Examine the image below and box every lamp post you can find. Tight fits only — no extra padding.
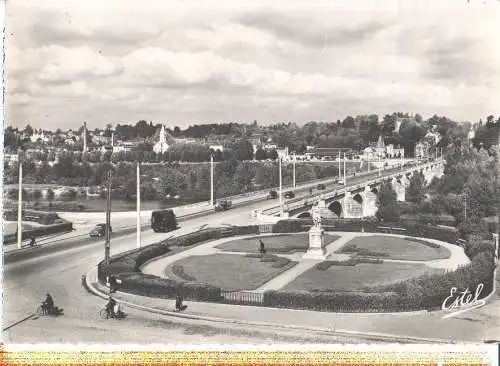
[378,151,381,177]
[17,149,23,249]
[292,153,296,188]
[279,155,283,207]
[105,169,113,263]
[338,152,342,181]
[210,153,214,207]
[343,152,346,185]
[136,161,141,249]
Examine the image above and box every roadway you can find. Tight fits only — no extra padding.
[7,160,474,344]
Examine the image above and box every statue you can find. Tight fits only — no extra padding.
[312,209,322,228]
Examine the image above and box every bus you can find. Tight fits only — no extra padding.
[151,209,178,233]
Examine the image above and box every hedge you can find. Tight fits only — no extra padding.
[263,290,404,312]
[3,215,73,244]
[96,222,495,312]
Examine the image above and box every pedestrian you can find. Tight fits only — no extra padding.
[30,236,36,247]
[259,239,266,254]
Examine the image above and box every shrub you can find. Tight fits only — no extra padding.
[171,264,196,281]
[403,237,441,249]
[271,257,291,268]
[263,290,404,312]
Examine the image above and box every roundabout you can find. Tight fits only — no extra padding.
[140,231,469,296]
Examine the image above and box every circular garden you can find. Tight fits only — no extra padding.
[164,233,452,292]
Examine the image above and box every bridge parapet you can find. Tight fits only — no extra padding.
[259,159,444,220]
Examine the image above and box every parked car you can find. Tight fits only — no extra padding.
[89,223,112,238]
[317,183,326,190]
[267,190,278,199]
[284,191,295,199]
[214,200,232,212]
[151,209,178,233]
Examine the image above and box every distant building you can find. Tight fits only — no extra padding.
[415,141,429,159]
[153,125,170,154]
[313,148,352,159]
[209,144,224,152]
[30,131,49,143]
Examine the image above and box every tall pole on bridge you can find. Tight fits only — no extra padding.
[136,161,141,248]
[378,151,381,177]
[105,169,113,263]
[17,150,23,250]
[338,152,342,181]
[279,156,283,207]
[343,152,346,185]
[210,153,214,207]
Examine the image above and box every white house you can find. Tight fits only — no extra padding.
[30,131,49,143]
[209,144,224,152]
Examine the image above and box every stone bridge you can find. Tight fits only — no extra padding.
[259,159,444,220]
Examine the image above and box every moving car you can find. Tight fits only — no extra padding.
[284,191,295,199]
[151,209,178,233]
[214,200,232,212]
[89,223,112,238]
[267,190,278,199]
[317,183,326,190]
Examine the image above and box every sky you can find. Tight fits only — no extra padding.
[4,0,500,130]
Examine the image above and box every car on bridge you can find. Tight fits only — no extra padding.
[214,199,232,211]
[89,223,112,238]
[284,191,295,199]
[267,190,278,199]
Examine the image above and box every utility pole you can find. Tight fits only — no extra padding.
[338,152,342,181]
[464,193,467,222]
[292,154,296,188]
[136,162,141,248]
[17,151,23,250]
[378,151,382,177]
[210,153,214,206]
[343,152,347,185]
[279,156,283,207]
[105,169,113,263]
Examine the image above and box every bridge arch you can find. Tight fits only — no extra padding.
[352,193,363,204]
[297,212,311,219]
[328,201,343,218]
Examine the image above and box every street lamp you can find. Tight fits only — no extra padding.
[16,148,24,249]
[292,153,296,188]
[343,152,347,185]
[279,155,283,207]
[210,153,214,207]
[136,160,141,249]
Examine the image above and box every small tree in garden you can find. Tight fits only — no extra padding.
[376,182,400,222]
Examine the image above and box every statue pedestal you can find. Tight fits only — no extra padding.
[303,226,329,260]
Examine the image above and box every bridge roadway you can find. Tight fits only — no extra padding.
[4,159,498,344]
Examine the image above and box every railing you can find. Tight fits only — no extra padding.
[221,290,264,304]
[259,160,444,217]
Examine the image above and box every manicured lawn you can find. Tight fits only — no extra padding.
[3,222,34,236]
[169,253,297,291]
[283,262,445,292]
[337,235,451,261]
[216,233,340,254]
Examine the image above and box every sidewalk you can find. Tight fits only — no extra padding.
[86,265,488,343]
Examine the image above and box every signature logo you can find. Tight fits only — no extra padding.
[441,284,485,319]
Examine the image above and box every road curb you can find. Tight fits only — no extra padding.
[83,266,454,344]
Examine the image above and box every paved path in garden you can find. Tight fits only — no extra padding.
[255,233,357,292]
[142,231,470,290]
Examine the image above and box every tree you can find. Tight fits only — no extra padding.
[24,124,34,136]
[406,171,426,204]
[376,182,400,222]
[255,148,267,160]
[341,116,356,129]
[381,114,396,135]
[231,140,254,161]
[268,149,279,160]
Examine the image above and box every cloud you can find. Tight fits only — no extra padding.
[4,0,500,129]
